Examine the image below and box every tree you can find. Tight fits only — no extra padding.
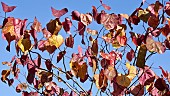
[1,0,170,96]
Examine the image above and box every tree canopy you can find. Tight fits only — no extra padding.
[1,0,170,96]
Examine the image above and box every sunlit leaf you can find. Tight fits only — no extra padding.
[146,36,166,54]
[80,13,92,26]
[86,28,98,35]
[126,62,137,80]
[137,9,150,23]
[17,37,32,53]
[104,65,117,81]
[48,34,64,48]
[1,70,10,82]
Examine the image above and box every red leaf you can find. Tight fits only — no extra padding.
[65,35,74,48]
[71,10,80,21]
[92,6,98,20]
[78,22,86,35]
[1,2,16,12]
[42,28,51,38]
[57,51,66,63]
[159,66,168,78]
[165,2,170,16]
[51,7,68,18]
[27,72,35,84]
[126,49,135,62]
[130,84,144,96]
[31,17,42,32]
[45,59,52,71]
[7,78,14,86]
[100,0,111,10]
[138,66,155,85]
[62,18,72,34]
[154,78,168,91]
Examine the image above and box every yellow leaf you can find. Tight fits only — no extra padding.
[2,18,15,36]
[126,62,137,80]
[48,34,64,48]
[46,18,62,35]
[116,74,131,87]
[17,37,32,52]
[136,44,147,68]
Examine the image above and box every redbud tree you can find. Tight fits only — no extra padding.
[1,0,170,96]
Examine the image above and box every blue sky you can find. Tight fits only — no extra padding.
[0,0,170,96]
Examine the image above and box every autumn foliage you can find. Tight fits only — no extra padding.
[1,0,170,96]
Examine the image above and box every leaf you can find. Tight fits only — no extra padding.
[165,2,170,16]
[104,65,117,81]
[17,37,32,53]
[16,83,27,93]
[1,2,16,13]
[137,9,150,23]
[146,36,166,54]
[31,17,42,32]
[126,49,135,62]
[126,62,137,81]
[100,0,111,10]
[130,32,144,46]
[138,66,155,85]
[51,7,68,18]
[46,18,62,35]
[94,70,108,90]
[130,84,144,96]
[65,35,74,48]
[148,16,159,29]
[71,10,80,21]
[101,13,122,30]
[62,17,72,34]
[57,51,66,63]
[91,39,98,56]
[77,62,88,80]
[154,78,167,91]
[92,6,98,20]
[86,28,98,35]
[78,22,86,36]
[159,66,168,78]
[80,13,92,26]
[136,44,147,68]
[1,70,10,81]
[147,1,163,16]
[48,34,64,48]
[116,74,131,87]
[45,59,52,71]
[42,28,52,38]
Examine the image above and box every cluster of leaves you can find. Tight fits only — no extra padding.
[1,0,170,96]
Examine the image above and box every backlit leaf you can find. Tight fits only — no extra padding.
[146,36,166,54]
[80,13,92,26]
[57,51,66,63]
[48,34,64,48]
[17,37,32,53]
[31,17,42,32]
[116,74,131,87]
[62,17,72,34]
[138,66,155,85]
[46,18,62,35]
[136,44,147,68]
[51,7,68,18]
[65,35,74,48]
[126,62,137,80]
[1,2,16,13]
